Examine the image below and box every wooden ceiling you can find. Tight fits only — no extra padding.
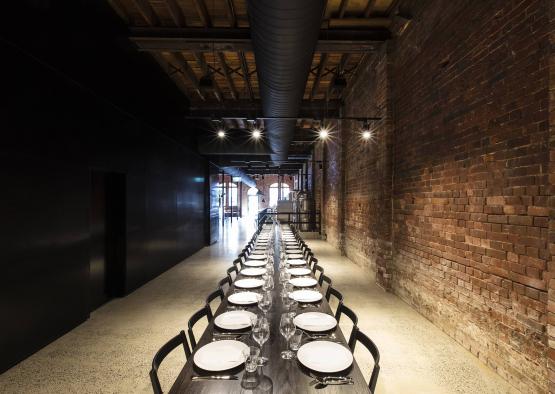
[108,0,396,116]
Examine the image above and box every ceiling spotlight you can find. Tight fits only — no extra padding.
[362,130,372,140]
[252,129,261,139]
[318,128,329,140]
[217,129,225,138]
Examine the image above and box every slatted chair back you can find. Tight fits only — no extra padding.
[319,274,332,294]
[350,327,381,393]
[336,303,359,349]
[205,288,224,321]
[187,305,211,350]
[218,276,231,293]
[150,330,191,394]
[227,265,238,282]
[326,286,344,317]
[233,258,242,272]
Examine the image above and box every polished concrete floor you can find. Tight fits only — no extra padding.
[0,218,516,393]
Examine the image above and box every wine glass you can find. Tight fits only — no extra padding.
[252,317,270,364]
[279,313,295,359]
[258,291,272,315]
[262,274,274,291]
[241,346,260,389]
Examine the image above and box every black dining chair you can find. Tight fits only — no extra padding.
[150,330,191,394]
[205,288,224,321]
[238,252,247,264]
[218,276,232,293]
[303,248,312,260]
[313,264,324,282]
[336,303,359,349]
[350,327,381,393]
[319,274,332,293]
[326,286,344,317]
[187,305,211,350]
[308,256,318,271]
[227,265,238,282]
[233,258,242,272]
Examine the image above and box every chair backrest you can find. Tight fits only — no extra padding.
[150,330,190,394]
[233,258,242,272]
[205,288,224,320]
[238,252,247,263]
[227,265,238,282]
[187,305,211,349]
[326,286,344,315]
[313,264,324,281]
[350,327,380,393]
[319,273,332,291]
[336,303,358,349]
[303,247,312,259]
[308,256,318,271]
[218,276,231,293]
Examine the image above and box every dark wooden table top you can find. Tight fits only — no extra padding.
[169,228,370,394]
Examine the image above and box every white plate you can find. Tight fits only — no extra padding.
[248,254,267,260]
[193,340,249,371]
[294,312,337,332]
[228,291,259,305]
[235,278,264,289]
[287,259,306,266]
[290,289,323,303]
[287,267,311,276]
[288,253,304,259]
[241,267,266,276]
[286,249,303,254]
[297,341,353,373]
[290,277,318,287]
[214,310,257,330]
[244,260,266,267]
[251,250,266,255]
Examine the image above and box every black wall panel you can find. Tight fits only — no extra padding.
[0,1,207,373]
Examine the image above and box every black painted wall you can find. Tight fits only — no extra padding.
[0,1,207,373]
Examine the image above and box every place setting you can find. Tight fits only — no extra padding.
[287,253,304,259]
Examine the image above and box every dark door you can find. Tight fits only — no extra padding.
[90,171,126,310]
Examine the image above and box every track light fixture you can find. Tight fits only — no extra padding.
[217,129,226,138]
[252,128,261,139]
[361,120,372,141]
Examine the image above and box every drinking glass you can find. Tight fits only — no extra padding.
[241,346,260,389]
[289,329,303,354]
[279,313,295,359]
[252,316,270,364]
[258,291,272,315]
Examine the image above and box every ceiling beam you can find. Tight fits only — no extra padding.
[239,51,254,101]
[310,54,328,101]
[164,0,186,27]
[225,0,237,28]
[217,52,238,100]
[151,52,191,99]
[192,0,212,27]
[129,27,388,53]
[363,0,378,17]
[337,0,349,18]
[166,52,205,100]
[131,0,160,26]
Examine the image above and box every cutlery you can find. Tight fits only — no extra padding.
[191,375,238,381]
[309,373,353,386]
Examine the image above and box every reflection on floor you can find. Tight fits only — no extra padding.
[0,218,516,393]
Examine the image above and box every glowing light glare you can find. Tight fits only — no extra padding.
[252,129,261,139]
[318,128,329,139]
[217,129,226,138]
[362,130,372,140]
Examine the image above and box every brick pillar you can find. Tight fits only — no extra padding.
[548,0,555,390]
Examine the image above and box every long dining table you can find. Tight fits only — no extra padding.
[169,225,370,393]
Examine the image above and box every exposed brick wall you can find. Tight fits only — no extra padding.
[317,0,553,391]
[340,45,394,286]
[320,139,343,249]
[547,0,555,391]
[390,1,550,391]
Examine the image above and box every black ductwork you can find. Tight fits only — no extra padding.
[247,0,325,162]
